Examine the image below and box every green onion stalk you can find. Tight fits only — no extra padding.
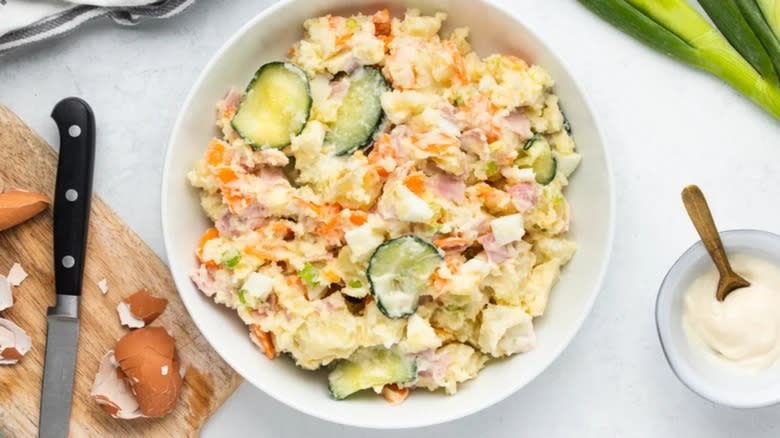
[578,0,780,120]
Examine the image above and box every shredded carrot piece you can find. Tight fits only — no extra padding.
[271,221,290,234]
[349,211,368,226]
[432,270,447,292]
[250,325,276,359]
[336,32,353,46]
[205,138,226,166]
[294,198,322,216]
[433,255,463,291]
[434,236,469,250]
[381,384,409,405]
[245,244,287,261]
[372,9,391,36]
[285,275,305,289]
[197,227,219,259]
[444,40,468,84]
[404,175,426,195]
[318,216,341,236]
[412,132,459,153]
[216,168,237,184]
[375,167,390,178]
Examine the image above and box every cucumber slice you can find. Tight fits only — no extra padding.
[522,136,556,185]
[325,67,389,156]
[231,62,311,149]
[328,348,417,400]
[367,236,442,319]
[533,144,557,185]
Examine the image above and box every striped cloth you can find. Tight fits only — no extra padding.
[0,0,195,55]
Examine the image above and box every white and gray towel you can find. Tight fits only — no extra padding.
[0,0,195,55]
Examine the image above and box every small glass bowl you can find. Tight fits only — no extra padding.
[656,229,780,408]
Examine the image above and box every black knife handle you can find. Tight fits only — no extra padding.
[51,98,95,297]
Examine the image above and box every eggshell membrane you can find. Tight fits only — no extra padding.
[91,350,142,419]
[125,288,169,325]
[0,318,31,364]
[0,275,12,311]
[114,327,183,417]
[7,263,27,287]
[117,302,145,329]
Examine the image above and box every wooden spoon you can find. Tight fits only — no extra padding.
[681,185,750,301]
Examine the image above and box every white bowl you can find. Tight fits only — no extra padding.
[162,0,614,428]
[656,230,780,408]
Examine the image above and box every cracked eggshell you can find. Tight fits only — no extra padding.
[98,278,109,295]
[7,263,27,287]
[0,275,12,311]
[91,350,143,419]
[114,327,183,418]
[117,302,145,329]
[0,318,31,364]
[125,288,168,325]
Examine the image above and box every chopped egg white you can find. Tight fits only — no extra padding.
[399,314,442,353]
[241,272,274,304]
[490,214,525,246]
[394,185,433,223]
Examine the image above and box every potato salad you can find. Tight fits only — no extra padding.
[188,9,580,403]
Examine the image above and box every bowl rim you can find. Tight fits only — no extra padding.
[655,229,780,409]
[161,0,616,428]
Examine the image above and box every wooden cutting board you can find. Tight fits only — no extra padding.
[0,105,243,437]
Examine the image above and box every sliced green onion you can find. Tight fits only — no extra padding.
[348,279,363,288]
[698,0,778,85]
[347,17,358,30]
[221,248,242,268]
[578,0,780,120]
[238,290,248,306]
[299,263,320,288]
[484,161,498,177]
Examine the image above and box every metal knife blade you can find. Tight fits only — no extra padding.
[38,97,96,438]
[39,307,80,438]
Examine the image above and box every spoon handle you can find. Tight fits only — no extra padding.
[681,185,735,279]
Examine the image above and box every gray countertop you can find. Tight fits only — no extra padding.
[2,0,780,436]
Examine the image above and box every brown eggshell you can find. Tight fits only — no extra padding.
[0,190,50,232]
[125,288,168,325]
[114,327,183,418]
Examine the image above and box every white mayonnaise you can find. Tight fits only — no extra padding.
[683,253,780,369]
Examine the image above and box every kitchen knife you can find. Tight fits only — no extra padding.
[38,98,96,438]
